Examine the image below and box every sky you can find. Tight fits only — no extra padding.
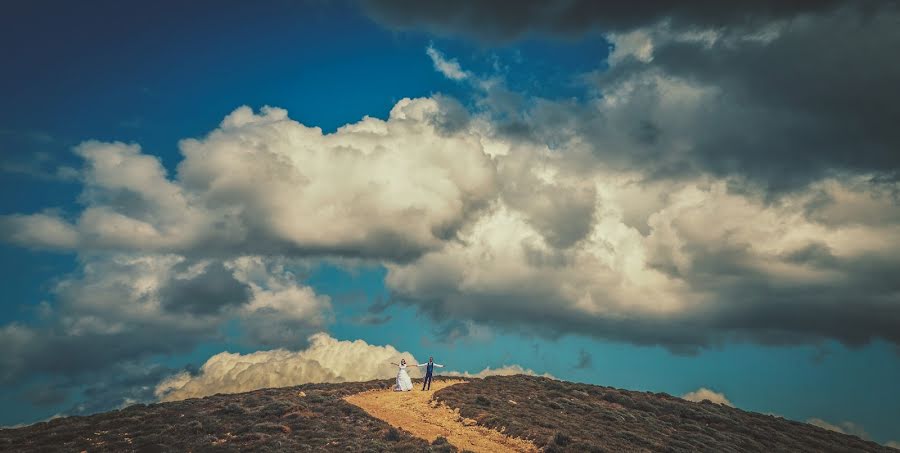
[1,0,899,446]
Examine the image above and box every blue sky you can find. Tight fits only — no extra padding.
[2,0,899,445]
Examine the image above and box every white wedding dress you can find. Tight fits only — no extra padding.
[395,364,413,391]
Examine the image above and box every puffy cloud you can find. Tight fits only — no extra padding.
[0,213,78,249]
[17,94,900,352]
[387,172,900,352]
[228,256,332,346]
[1,254,330,384]
[442,365,554,379]
[3,92,900,354]
[426,45,470,81]
[806,420,900,448]
[153,333,553,402]
[4,44,900,354]
[607,29,655,65]
[0,98,497,261]
[0,251,332,424]
[155,333,421,401]
[681,388,733,407]
[807,418,870,440]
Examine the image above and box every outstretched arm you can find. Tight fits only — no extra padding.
[389,362,398,366]
[415,363,427,367]
[434,364,445,368]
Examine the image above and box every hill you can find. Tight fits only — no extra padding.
[0,375,892,452]
[434,375,893,452]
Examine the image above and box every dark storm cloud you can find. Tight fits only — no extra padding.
[0,252,329,421]
[66,363,180,416]
[369,1,900,192]
[626,4,900,190]
[1,325,207,419]
[18,362,184,419]
[3,250,329,419]
[532,1,900,192]
[0,259,239,383]
[363,0,845,42]
[394,274,900,356]
[2,327,211,384]
[671,242,900,347]
[23,384,68,407]
[392,286,712,355]
[158,262,251,315]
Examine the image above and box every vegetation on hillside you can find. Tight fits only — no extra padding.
[3,374,892,452]
[0,379,456,452]
[434,375,892,453]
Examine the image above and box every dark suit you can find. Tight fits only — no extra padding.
[421,361,442,390]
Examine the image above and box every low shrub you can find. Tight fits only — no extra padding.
[553,432,571,446]
[219,403,247,415]
[385,427,401,441]
[433,375,893,453]
[0,379,445,452]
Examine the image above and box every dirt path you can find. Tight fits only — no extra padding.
[345,380,537,453]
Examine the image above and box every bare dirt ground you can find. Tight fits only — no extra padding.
[345,379,538,453]
[434,375,896,453]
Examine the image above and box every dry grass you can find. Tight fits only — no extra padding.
[0,379,454,452]
[434,375,894,453]
[2,374,892,452]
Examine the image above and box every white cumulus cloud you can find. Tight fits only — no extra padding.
[155,333,422,401]
[806,418,870,440]
[426,45,470,80]
[442,364,554,379]
[154,333,551,402]
[2,94,899,354]
[681,387,733,406]
[0,98,497,262]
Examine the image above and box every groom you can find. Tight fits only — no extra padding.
[418,356,444,391]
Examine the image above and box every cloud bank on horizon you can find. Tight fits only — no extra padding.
[1,0,899,437]
[681,388,733,407]
[155,332,548,402]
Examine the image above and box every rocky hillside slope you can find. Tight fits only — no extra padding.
[435,375,893,452]
[1,375,892,452]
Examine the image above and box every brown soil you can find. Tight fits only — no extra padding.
[4,375,889,452]
[0,379,448,452]
[433,375,895,453]
[345,379,538,453]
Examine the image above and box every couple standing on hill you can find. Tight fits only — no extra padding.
[389,357,444,392]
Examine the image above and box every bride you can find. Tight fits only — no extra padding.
[389,359,415,391]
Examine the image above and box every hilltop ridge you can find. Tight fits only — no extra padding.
[1,375,892,452]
